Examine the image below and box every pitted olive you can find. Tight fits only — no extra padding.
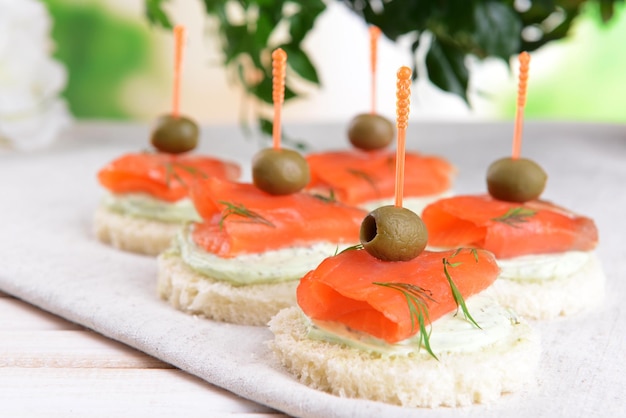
[252,148,310,195]
[486,157,547,202]
[360,205,428,261]
[150,114,199,154]
[347,113,394,151]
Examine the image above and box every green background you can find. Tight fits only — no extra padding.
[44,0,626,122]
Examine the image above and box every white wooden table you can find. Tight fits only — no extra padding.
[0,290,285,417]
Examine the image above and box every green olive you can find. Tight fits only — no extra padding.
[347,113,394,151]
[150,114,199,154]
[486,157,547,202]
[252,148,310,195]
[360,205,428,262]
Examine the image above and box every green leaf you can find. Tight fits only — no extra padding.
[288,0,325,41]
[519,0,558,23]
[253,76,299,104]
[346,0,430,41]
[221,24,251,65]
[253,10,275,48]
[257,117,309,151]
[599,0,616,22]
[425,37,469,103]
[259,117,273,136]
[472,2,521,60]
[201,0,222,14]
[145,0,172,29]
[282,45,320,85]
[518,0,581,52]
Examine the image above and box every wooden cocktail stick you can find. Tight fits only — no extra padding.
[394,66,412,208]
[512,52,530,159]
[171,25,185,118]
[369,26,381,115]
[272,48,287,149]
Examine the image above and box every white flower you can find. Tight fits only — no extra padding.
[0,0,72,151]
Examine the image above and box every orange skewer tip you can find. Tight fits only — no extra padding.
[369,26,381,38]
[272,48,287,61]
[397,66,412,80]
[519,51,530,63]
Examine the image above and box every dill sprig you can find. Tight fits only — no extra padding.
[347,169,379,195]
[164,162,179,187]
[470,248,479,262]
[172,162,209,178]
[451,247,480,262]
[312,189,336,203]
[442,251,481,329]
[373,281,438,360]
[163,162,209,188]
[491,207,536,228]
[336,243,364,255]
[218,201,275,229]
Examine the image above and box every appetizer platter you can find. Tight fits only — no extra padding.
[1,119,624,418]
[1,28,624,417]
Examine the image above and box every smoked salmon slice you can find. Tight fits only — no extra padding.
[305,150,454,205]
[297,248,499,344]
[421,195,598,259]
[98,153,240,202]
[190,177,367,257]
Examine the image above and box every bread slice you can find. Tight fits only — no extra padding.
[93,206,180,256]
[157,252,297,326]
[488,252,605,320]
[269,307,540,408]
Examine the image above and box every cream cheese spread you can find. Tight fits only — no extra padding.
[497,251,591,282]
[171,224,349,285]
[427,246,592,283]
[306,294,518,356]
[103,193,202,223]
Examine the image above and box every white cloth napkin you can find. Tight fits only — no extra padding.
[1,122,624,418]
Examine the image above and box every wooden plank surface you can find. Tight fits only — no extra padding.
[0,291,287,417]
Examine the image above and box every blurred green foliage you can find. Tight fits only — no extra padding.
[503,2,626,121]
[45,0,153,119]
[41,0,626,122]
[146,0,325,138]
[146,0,622,107]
